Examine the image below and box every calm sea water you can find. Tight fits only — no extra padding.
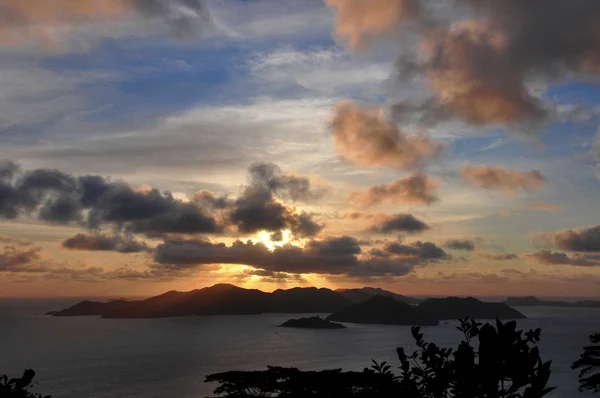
[1,299,599,398]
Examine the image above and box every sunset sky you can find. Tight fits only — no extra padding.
[1,0,600,298]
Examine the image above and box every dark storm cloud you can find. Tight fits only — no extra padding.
[0,162,221,236]
[383,240,449,260]
[128,203,220,235]
[230,187,290,234]
[0,161,325,240]
[289,212,324,239]
[62,233,148,254]
[541,225,600,252]
[227,163,326,238]
[370,213,430,234]
[154,237,358,274]
[445,239,476,251]
[154,235,445,277]
[527,250,600,267]
[270,231,284,242]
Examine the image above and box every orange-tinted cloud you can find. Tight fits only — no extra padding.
[0,0,209,48]
[422,22,546,126]
[528,201,560,213]
[461,165,547,197]
[477,252,518,261]
[328,0,600,128]
[324,0,419,50]
[0,241,42,271]
[330,100,442,170]
[349,172,439,208]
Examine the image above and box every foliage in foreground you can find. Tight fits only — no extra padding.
[572,333,600,394]
[205,319,555,398]
[0,369,50,398]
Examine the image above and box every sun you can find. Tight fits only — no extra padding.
[257,230,292,251]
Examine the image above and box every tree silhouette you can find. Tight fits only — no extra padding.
[0,369,50,398]
[572,333,600,394]
[206,318,555,398]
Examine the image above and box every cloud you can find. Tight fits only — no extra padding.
[237,268,307,284]
[330,100,443,170]
[227,162,325,238]
[193,190,232,210]
[248,47,391,97]
[445,239,476,251]
[527,250,600,267]
[153,235,443,277]
[248,162,330,202]
[0,161,324,239]
[420,20,547,127]
[0,0,212,49]
[370,213,430,234]
[324,0,420,50]
[349,172,439,208]
[477,252,519,261]
[540,225,600,252]
[528,201,561,213]
[228,186,323,238]
[0,237,207,282]
[0,241,42,272]
[328,0,600,130]
[461,165,547,197]
[380,240,449,260]
[3,166,202,233]
[0,160,19,181]
[62,233,148,254]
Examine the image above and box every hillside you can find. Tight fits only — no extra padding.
[336,287,421,305]
[418,297,526,320]
[326,295,439,326]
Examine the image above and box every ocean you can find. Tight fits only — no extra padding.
[1,299,599,398]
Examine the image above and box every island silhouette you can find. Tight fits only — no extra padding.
[504,296,600,308]
[279,316,346,329]
[47,284,526,324]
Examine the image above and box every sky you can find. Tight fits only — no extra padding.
[1,0,600,298]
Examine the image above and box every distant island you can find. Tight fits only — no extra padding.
[504,296,600,308]
[335,287,421,305]
[46,285,527,324]
[418,297,526,320]
[46,284,419,319]
[326,296,525,326]
[279,316,346,329]
[327,296,439,326]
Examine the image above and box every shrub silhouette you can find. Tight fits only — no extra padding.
[0,369,50,398]
[572,333,600,394]
[205,318,555,398]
